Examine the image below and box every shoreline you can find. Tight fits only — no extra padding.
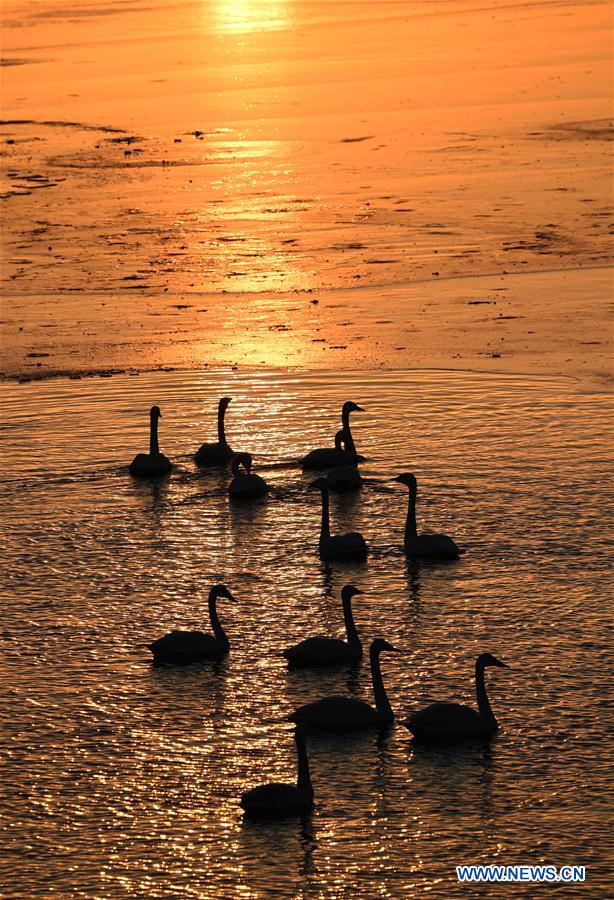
[2,265,611,388]
[0,363,588,386]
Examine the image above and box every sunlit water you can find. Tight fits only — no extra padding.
[0,368,611,897]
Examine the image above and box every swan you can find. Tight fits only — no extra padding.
[129,405,172,478]
[240,725,314,819]
[301,401,364,468]
[195,397,234,466]
[326,430,363,492]
[338,400,364,462]
[288,639,399,731]
[402,653,507,743]
[228,452,268,500]
[312,478,368,560]
[394,473,463,559]
[148,584,235,665]
[282,584,362,668]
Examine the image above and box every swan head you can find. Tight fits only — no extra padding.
[370,638,399,655]
[394,473,417,490]
[310,477,329,492]
[477,652,506,669]
[231,452,252,476]
[219,397,232,410]
[150,405,162,419]
[211,584,236,602]
[334,429,346,451]
[342,401,365,416]
[341,584,362,602]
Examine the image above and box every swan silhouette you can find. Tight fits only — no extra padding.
[312,478,368,560]
[394,473,463,559]
[228,452,268,500]
[402,653,507,743]
[282,584,362,668]
[129,406,172,478]
[240,725,314,819]
[326,430,363,492]
[288,639,398,731]
[148,584,235,665]
[301,401,364,468]
[195,397,234,466]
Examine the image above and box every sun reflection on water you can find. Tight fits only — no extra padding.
[212,0,292,34]
[189,135,315,297]
[0,369,612,895]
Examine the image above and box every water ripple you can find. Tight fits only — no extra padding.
[0,368,611,897]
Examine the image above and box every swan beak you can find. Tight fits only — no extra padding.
[355,405,365,412]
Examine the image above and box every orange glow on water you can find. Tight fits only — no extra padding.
[0,0,611,377]
[0,1,612,895]
[212,0,292,34]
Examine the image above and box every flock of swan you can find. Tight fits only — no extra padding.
[130,398,507,820]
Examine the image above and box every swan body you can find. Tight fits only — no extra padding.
[325,431,363,492]
[288,639,398,732]
[290,696,381,731]
[312,478,368,560]
[394,473,463,560]
[129,453,172,479]
[405,533,461,559]
[326,468,363,492]
[301,401,364,468]
[240,726,314,819]
[403,653,507,743]
[228,452,268,500]
[301,446,353,469]
[283,584,362,668]
[195,397,234,466]
[129,406,172,478]
[148,584,235,665]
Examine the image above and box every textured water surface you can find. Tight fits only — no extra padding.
[0,369,611,897]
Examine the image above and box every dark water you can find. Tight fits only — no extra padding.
[0,369,611,897]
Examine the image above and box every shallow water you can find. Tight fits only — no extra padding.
[2,1,612,379]
[0,368,612,897]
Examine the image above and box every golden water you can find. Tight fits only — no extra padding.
[1,1,611,378]
[0,368,611,896]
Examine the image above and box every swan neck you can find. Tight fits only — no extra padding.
[296,730,313,796]
[319,488,330,540]
[404,485,418,543]
[208,591,228,647]
[149,413,160,456]
[476,660,497,727]
[217,402,227,444]
[342,596,360,646]
[341,409,357,459]
[370,647,393,720]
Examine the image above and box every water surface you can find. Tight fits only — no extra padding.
[0,368,611,896]
[1,0,611,378]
